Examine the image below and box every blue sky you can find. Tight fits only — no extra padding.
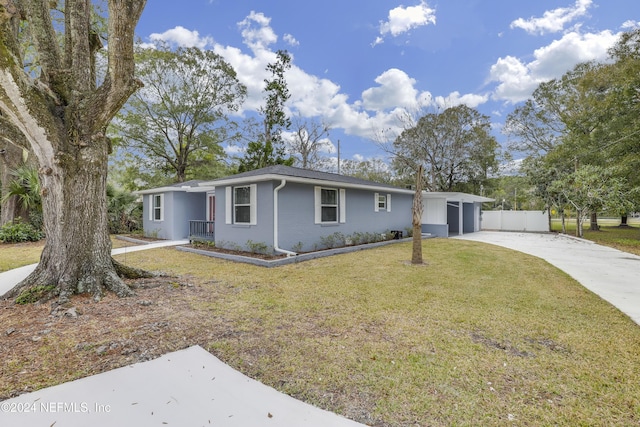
[136,0,639,165]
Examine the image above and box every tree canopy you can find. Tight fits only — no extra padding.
[112,43,246,186]
[392,105,500,193]
[238,50,294,172]
[505,28,640,235]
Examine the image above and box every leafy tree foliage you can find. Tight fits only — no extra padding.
[112,43,246,184]
[1,164,41,226]
[550,165,637,237]
[392,105,500,192]
[506,29,640,228]
[340,158,394,183]
[106,184,141,234]
[239,50,294,171]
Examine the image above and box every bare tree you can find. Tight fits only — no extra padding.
[0,0,149,302]
[288,115,331,169]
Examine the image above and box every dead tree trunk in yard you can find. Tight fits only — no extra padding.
[0,0,150,303]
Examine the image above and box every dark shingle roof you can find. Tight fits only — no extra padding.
[209,165,406,191]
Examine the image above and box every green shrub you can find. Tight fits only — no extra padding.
[0,219,45,243]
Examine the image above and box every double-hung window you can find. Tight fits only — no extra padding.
[234,186,251,224]
[225,184,257,225]
[321,188,338,223]
[374,193,391,212]
[150,194,164,221]
[315,186,346,224]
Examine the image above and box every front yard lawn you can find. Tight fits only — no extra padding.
[3,239,639,426]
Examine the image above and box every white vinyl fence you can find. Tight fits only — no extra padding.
[482,210,549,232]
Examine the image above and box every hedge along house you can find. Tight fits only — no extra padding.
[197,165,415,255]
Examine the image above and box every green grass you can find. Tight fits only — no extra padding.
[551,218,640,256]
[0,236,139,272]
[112,240,640,426]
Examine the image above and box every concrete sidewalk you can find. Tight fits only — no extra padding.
[0,346,364,427]
[455,231,640,326]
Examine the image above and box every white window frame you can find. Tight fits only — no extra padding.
[315,187,346,224]
[374,193,392,212]
[225,184,257,225]
[150,194,164,222]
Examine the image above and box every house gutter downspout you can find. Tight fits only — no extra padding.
[274,179,297,257]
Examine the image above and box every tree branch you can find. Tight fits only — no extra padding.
[24,0,63,88]
[88,0,146,130]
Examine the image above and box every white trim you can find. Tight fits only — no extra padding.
[315,186,341,224]
[225,187,232,224]
[249,183,257,225]
[151,194,164,222]
[314,186,322,224]
[374,192,380,212]
[387,193,392,212]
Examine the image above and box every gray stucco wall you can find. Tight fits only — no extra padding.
[143,191,205,240]
[214,180,413,253]
[214,181,275,251]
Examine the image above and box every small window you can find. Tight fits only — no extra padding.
[234,186,251,224]
[151,194,163,221]
[374,193,391,212]
[321,188,338,223]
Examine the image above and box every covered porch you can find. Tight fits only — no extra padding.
[189,220,215,242]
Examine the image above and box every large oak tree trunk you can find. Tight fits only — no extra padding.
[1,0,149,303]
[4,138,134,302]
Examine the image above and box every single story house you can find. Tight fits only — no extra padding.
[135,165,492,255]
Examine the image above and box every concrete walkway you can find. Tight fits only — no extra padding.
[454,231,640,326]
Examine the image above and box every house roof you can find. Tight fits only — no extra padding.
[423,192,494,203]
[134,180,205,195]
[199,165,416,194]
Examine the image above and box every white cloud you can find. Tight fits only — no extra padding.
[374,1,436,46]
[148,26,214,48]
[361,69,419,110]
[283,34,299,46]
[434,91,489,109]
[489,29,619,103]
[622,20,640,30]
[237,11,278,53]
[143,12,488,147]
[510,0,593,35]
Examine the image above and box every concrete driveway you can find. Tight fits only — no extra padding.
[454,231,640,326]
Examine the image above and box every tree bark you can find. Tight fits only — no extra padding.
[0,0,148,303]
[0,140,24,225]
[411,165,424,265]
[620,215,629,227]
[590,212,599,231]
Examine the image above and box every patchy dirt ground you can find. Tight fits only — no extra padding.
[0,276,214,400]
